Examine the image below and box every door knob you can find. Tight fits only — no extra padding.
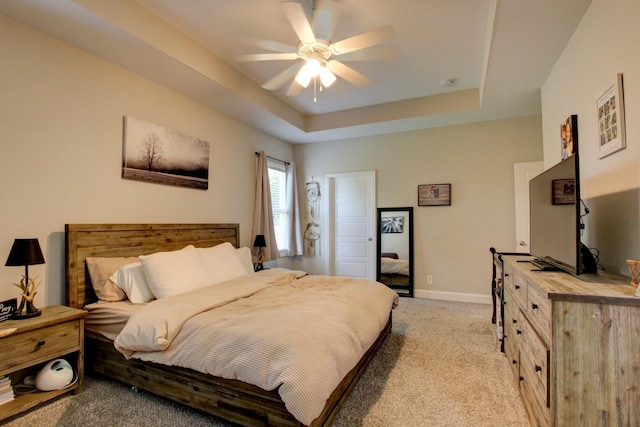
[368,237,372,241]
[519,241,526,246]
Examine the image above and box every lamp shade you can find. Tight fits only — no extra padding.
[5,238,45,266]
[253,235,267,248]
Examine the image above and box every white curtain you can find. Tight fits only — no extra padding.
[286,161,303,256]
[252,151,279,261]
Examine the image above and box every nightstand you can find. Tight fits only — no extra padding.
[0,305,87,421]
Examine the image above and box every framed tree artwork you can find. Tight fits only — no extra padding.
[122,115,210,190]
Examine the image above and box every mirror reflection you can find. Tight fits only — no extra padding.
[377,207,414,297]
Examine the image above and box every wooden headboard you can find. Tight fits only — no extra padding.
[65,223,240,309]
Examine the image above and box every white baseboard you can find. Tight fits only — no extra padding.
[414,289,492,305]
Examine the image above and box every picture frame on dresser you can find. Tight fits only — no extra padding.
[560,114,578,160]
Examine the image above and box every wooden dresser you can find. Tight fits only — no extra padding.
[502,256,639,426]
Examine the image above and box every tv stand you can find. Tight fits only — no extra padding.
[530,258,561,271]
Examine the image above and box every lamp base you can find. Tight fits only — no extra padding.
[12,309,41,319]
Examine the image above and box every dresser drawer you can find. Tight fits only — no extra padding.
[503,295,522,350]
[520,317,550,426]
[504,333,520,381]
[0,321,80,373]
[526,279,551,343]
[505,267,527,311]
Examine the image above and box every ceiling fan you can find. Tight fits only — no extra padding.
[234,0,395,98]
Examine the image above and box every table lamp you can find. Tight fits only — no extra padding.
[5,238,45,318]
[253,235,267,272]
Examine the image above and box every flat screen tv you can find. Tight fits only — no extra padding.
[529,153,596,275]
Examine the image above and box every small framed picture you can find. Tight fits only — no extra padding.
[381,216,404,233]
[596,73,626,159]
[560,115,578,160]
[552,179,576,205]
[0,298,17,322]
[418,184,451,206]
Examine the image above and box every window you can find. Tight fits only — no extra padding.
[267,159,290,256]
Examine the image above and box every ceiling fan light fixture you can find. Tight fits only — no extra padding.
[295,65,312,88]
[295,58,323,88]
[305,58,322,76]
[319,67,336,87]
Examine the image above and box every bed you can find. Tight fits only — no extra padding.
[65,223,396,426]
[380,253,410,287]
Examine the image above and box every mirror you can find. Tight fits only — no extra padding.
[377,207,414,297]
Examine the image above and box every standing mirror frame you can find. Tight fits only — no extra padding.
[377,207,414,297]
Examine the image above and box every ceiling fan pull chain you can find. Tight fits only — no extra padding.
[314,76,317,103]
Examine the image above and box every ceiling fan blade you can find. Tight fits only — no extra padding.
[312,0,339,42]
[262,62,302,91]
[280,1,316,44]
[326,60,371,87]
[234,52,299,62]
[243,38,299,53]
[338,46,396,62]
[286,80,304,96]
[330,26,394,55]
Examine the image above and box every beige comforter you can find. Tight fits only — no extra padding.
[114,268,398,425]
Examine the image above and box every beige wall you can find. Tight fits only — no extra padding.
[541,0,640,274]
[1,10,558,306]
[0,15,292,306]
[285,116,543,300]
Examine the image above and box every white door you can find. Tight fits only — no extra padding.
[514,161,544,253]
[327,171,376,279]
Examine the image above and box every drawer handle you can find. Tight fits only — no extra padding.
[512,319,517,324]
[531,303,538,310]
[535,365,542,372]
[515,285,520,290]
[505,273,509,277]
[37,340,46,347]
[519,376,524,382]
[516,329,522,335]
[512,360,517,365]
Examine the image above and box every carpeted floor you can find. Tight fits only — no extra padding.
[2,298,529,427]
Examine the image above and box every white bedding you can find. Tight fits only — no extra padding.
[85,300,143,341]
[381,256,410,276]
[114,268,398,425]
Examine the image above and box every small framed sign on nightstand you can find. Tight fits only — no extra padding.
[0,299,17,322]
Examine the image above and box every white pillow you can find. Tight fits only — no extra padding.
[139,245,212,299]
[109,262,155,304]
[198,242,249,284]
[235,246,255,274]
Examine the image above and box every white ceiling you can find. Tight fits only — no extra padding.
[0,0,592,144]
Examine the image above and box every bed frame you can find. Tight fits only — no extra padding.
[65,223,391,426]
